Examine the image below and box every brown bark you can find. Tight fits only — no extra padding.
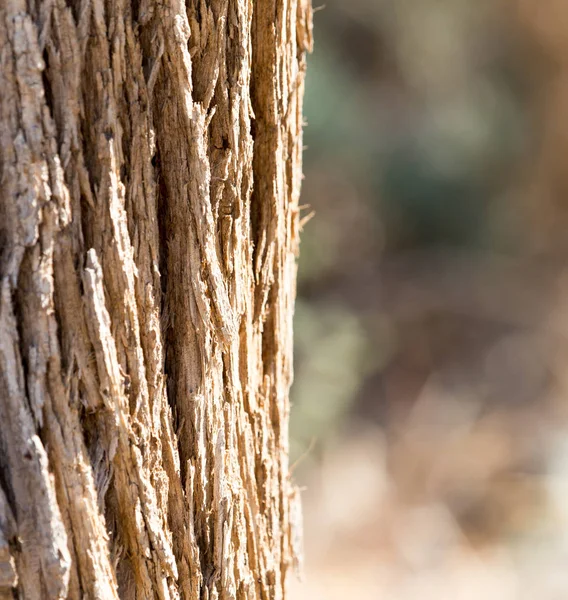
[0,0,312,597]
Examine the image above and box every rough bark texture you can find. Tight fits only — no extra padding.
[0,0,312,597]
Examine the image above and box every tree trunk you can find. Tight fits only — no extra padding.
[0,0,312,597]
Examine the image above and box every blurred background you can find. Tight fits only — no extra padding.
[289,1,568,598]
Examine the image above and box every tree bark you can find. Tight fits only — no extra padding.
[0,0,312,597]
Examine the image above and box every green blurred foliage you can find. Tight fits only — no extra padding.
[291,301,374,460]
[291,0,533,460]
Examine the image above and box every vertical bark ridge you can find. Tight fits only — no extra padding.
[0,0,312,597]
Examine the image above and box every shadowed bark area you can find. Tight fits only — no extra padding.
[0,0,312,597]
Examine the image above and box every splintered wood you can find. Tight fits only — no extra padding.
[0,0,312,598]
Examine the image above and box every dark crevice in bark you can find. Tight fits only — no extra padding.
[119,137,132,241]
[154,148,174,416]
[254,459,268,514]
[260,292,275,369]
[186,0,202,99]
[41,49,54,124]
[131,0,141,24]
[67,0,81,26]
[249,12,274,328]
[0,459,17,529]
[78,191,93,260]
[248,116,261,270]
[81,413,109,518]
[77,96,99,250]
[13,262,34,428]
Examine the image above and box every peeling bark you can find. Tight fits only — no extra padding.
[0,0,312,597]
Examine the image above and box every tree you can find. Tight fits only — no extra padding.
[0,0,312,597]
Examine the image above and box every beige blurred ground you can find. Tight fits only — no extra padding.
[290,1,568,598]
